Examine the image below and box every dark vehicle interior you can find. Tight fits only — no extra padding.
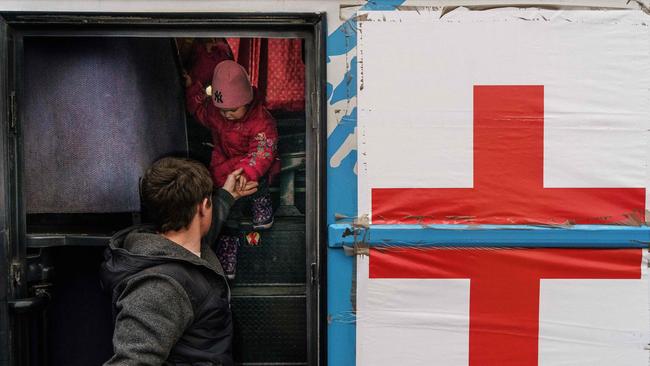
[13,34,314,366]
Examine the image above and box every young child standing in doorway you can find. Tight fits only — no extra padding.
[185,59,280,279]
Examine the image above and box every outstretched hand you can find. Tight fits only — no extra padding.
[223,168,258,200]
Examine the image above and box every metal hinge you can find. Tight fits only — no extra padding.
[9,90,16,131]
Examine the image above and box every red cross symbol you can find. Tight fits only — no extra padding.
[369,247,643,366]
[372,86,646,224]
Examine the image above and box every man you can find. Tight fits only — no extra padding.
[100,157,258,365]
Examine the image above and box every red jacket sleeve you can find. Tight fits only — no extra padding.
[185,82,211,129]
[212,154,243,186]
[238,113,279,182]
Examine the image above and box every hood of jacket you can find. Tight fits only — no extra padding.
[100,225,225,295]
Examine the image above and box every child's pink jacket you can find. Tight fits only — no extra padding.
[186,82,280,186]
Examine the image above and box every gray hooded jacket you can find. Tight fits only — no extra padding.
[100,189,235,366]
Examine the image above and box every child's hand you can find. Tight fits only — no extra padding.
[182,71,192,88]
[237,174,248,192]
[237,181,258,199]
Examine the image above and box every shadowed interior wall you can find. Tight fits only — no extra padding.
[23,37,187,214]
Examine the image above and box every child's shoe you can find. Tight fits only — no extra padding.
[252,193,274,230]
[215,235,240,280]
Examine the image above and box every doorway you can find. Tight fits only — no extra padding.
[0,13,326,366]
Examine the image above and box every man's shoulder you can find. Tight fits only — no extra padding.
[121,262,210,312]
[137,261,223,306]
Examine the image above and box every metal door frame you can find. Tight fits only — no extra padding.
[0,15,15,366]
[0,12,327,366]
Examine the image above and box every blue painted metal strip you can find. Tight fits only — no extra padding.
[328,224,650,248]
[327,248,356,366]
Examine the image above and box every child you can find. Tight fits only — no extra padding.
[185,60,280,278]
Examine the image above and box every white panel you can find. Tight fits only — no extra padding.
[356,256,471,366]
[538,278,650,365]
[357,9,650,217]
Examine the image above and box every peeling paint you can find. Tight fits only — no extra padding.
[327,0,407,227]
[326,82,333,102]
[354,243,370,256]
[396,5,440,14]
[627,0,650,15]
[330,57,357,105]
[330,126,356,168]
[353,214,370,229]
[619,210,646,226]
[335,212,352,221]
[326,17,357,59]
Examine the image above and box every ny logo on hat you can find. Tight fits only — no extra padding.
[214,90,223,104]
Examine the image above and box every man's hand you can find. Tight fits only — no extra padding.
[223,168,258,200]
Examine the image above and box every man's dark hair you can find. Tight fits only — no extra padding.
[141,157,214,232]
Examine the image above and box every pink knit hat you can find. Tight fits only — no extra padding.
[211,60,253,109]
